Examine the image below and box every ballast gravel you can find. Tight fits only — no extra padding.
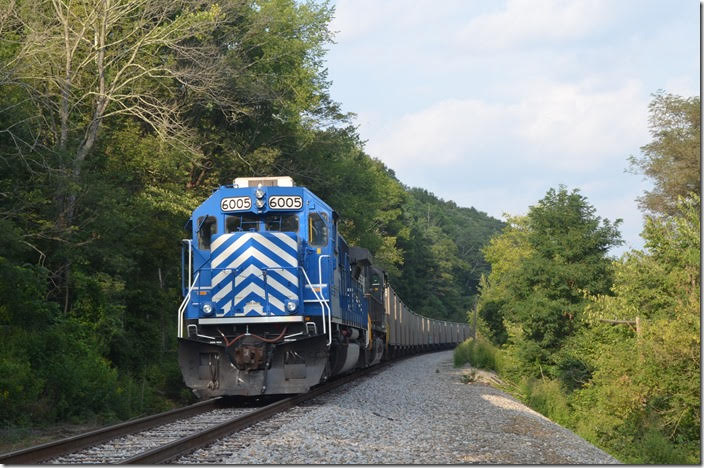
[213,350,619,464]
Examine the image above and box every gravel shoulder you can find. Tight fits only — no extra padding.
[213,350,619,464]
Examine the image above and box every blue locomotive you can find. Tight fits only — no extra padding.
[178,176,470,398]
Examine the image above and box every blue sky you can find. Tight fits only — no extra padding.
[323,0,698,256]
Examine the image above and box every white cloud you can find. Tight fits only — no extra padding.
[367,98,506,167]
[366,78,649,173]
[513,79,648,169]
[456,0,612,52]
[330,0,467,42]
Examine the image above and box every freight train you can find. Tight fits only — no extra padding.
[177,176,471,398]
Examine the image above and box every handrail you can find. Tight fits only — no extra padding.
[317,255,332,345]
[178,272,200,338]
[188,240,192,289]
[180,239,193,296]
[299,266,332,346]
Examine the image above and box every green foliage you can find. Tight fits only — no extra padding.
[392,188,503,321]
[0,357,44,424]
[479,186,621,381]
[573,195,700,464]
[476,215,531,345]
[453,337,500,372]
[519,378,572,427]
[471,91,700,465]
[629,91,700,216]
[477,299,508,345]
[514,187,621,353]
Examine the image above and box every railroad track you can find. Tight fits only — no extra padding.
[0,362,390,464]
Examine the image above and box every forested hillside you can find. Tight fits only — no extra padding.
[0,0,501,429]
[460,92,700,464]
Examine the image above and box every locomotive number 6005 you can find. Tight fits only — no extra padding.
[268,196,303,210]
[220,196,252,212]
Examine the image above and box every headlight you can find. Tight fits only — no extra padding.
[256,199,266,209]
[255,189,265,199]
[286,300,297,312]
[202,303,213,315]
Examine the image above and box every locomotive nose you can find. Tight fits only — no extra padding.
[208,231,300,317]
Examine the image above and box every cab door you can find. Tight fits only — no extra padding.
[303,211,333,312]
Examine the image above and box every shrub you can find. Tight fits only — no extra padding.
[636,429,690,465]
[0,357,45,424]
[520,378,571,427]
[453,337,499,372]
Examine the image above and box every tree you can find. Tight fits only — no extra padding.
[575,195,700,463]
[477,214,532,345]
[629,92,700,216]
[481,186,622,379]
[392,187,503,322]
[0,0,234,311]
[5,0,230,212]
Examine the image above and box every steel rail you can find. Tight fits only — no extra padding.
[0,397,226,464]
[124,362,392,464]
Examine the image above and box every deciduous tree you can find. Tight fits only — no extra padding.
[629,92,700,216]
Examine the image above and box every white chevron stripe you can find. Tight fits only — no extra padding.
[232,283,285,313]
[251,235,297,266]
[234,283,265,305]
[211,268,231,289]
[211,234,253,269]
[270,232,297,250]
[213,232,296,253]
[211,264,295,311]
[247,248,299,284]
[211,233,233,252]
[234,264,264,287]
[268,295,285,312]
[215,287,287,316]
[211,246,298,288]
[212,281,232,303]
[211,233,297,269]
[265,275,297,300]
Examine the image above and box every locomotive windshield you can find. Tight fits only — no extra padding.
[265,214,299,232]
[226,214,259,232]
[225,213,299,233]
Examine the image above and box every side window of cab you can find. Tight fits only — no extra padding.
[197,216,217,250]
[308,212,329,246]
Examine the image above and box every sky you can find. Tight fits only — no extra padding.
[323,0,699,256]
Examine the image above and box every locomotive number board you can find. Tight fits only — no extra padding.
[268,196,303,210]
[221,196,252,212]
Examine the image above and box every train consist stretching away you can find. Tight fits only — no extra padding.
[178,176,471,398]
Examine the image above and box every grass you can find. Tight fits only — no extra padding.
[453,336,500,372]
